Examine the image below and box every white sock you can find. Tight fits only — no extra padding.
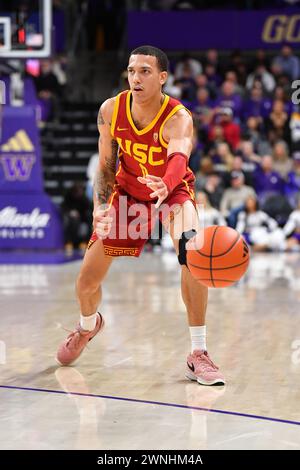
[80,312,97,331]
[189,325,207,352]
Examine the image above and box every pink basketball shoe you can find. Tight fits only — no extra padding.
[56,313,105,366]
[186,349,225,386]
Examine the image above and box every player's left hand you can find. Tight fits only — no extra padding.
[137,175,169,209]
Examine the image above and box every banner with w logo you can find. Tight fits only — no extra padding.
[0,106,63,250]
[0,107,43,192]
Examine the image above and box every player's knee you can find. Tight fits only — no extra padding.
[178,229,197,267]
[76,272,100,297]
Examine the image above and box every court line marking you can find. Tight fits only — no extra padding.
[1,384,300,427]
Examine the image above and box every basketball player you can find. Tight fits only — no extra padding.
[56,46,225,386]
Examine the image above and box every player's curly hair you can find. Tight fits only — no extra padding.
[130,45,169,72]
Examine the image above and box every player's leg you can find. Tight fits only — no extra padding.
[76,238,113,315]
[56,238,113,366]
[163,200,225,385]
[164,200,207,327]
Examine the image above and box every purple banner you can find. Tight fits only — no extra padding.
[0,106,43,193]
[0,193,63,249]
[128,9,300,50]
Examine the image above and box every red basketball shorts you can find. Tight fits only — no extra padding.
[88,182,196,257]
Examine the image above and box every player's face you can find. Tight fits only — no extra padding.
[127,54,167,102]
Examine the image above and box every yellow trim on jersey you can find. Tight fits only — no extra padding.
[110,92,122,137]
[158,104,186,149]
[115,161,122,177]
[126,91,170,135]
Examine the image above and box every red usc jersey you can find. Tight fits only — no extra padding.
[110,90,195,202]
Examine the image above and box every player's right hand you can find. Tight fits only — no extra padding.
[93,207,113,239]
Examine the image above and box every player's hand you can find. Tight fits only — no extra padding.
[137,175,169,209]
[93,206,113,238]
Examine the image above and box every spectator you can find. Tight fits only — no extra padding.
[34,59,61,98]
[273,85,293,116]
[196,191,227,227]
[246,64,276,93]
[174,53,202,80]
[253,155,285,204]
[197,68,219,98]
[222,155,254,187]
[61,182,92,252]
[243,84,272,120]
[244,116,272,156]
[194,156,214,191]
[271,44,300,81]
[213,141,235,172]
[239,139,261,164]
[225,70,245,96]
[191,87,214,144]
[214,80,243,119]
[174,62,197,102]
[236,196,284,252]
[272,140,293,180]
[220,171,256,226]
[285,152,300,207]
[265,99,290,146]
[208,107,241,150]
[283,197,300,251]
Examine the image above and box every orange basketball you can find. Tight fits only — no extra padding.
[186,225,250,288]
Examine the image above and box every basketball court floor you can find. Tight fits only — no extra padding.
[0,250,300,450]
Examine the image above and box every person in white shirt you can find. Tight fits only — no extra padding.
[236,195,285,251]
[196,191,227,228]
[283,199,300,251]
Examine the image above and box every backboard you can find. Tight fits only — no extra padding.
[0,0,51,58]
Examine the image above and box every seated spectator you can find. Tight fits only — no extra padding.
[191,87,214,129]
[285,152,300,207]
[220,171,256,227]
[212,141,235,172]
[265,99,290,146]
[195,73,218,99]
[272,140,293,180]
[246,64,276,94]
[283,197,300,251]
[271,44,300,81]
[239,139,261,164]
[196,191,227,227]
[196,171,224,209]
[194,156,215,192]
[208,107,241,150]
[225,70,245,96]
[236,196,284,252]
[174,62,197,102]
[61,182,92,252]
[244,116,272,156]
[222,155,254,187]
[174,53,202,80]
[214,80,243,120]
[202,64,222,97]
[243,84,272,121]
[253,155,285,204]
[273,85,293,116]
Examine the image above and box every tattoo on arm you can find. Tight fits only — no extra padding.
[95,139,118,205]
[97,107,105,126]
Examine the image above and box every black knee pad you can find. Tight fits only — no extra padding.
[178,229,197,266]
